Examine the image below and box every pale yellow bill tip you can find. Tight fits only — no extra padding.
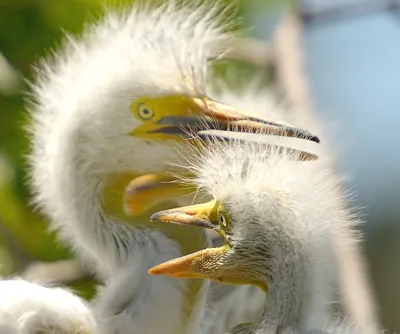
[148,251,205,278]
[148,258,193,277]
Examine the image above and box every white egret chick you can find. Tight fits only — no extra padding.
[148,137,375,333]
[0,279,95,334]
[28,2,319,334]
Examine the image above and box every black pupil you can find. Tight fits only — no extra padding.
[220,215,224,223]
[143,108,149,115]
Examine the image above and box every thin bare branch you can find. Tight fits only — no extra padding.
[217,37,274,69]
[21,259,94,286]
[272,11,381,332]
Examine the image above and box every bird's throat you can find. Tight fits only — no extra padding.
[101,172,209,330]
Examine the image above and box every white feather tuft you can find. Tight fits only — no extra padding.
[0,279,96,334]
[28,0,236,219]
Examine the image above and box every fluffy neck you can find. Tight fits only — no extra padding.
[34,122,209,334]
[193,143,346,333]
[249,199,338,333]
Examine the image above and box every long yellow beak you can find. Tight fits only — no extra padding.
[130,95,320,144]
[148,245,268,293]
[194,98,320,143]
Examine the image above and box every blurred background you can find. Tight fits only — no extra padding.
[0,0,399,332]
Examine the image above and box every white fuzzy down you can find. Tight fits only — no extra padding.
[0,279,95,334]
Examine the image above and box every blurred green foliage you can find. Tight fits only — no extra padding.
[0,0,135,298]
[0,0,112,274]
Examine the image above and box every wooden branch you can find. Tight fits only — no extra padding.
[217,37,274,69]
[272,12,381,332]
[21,259,94,286]
[300,0,400,23]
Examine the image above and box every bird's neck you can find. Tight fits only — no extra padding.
[257,227,336,333]
[62,160,208,334]
[100,171,209,330]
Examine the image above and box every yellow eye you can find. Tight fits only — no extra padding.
[137,103,154,120]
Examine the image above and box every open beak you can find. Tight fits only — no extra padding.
[148,200,227,279]
[148,201,267,292]
[149,200,219,231]
[132,97,320,144]
[192,98,320,144]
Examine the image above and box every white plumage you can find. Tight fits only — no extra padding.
[27,2,319,333]
[0,279,95,334]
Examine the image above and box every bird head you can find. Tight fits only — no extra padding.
[147,135,335,294]
[31,2,320,177]
[148,197,271,293]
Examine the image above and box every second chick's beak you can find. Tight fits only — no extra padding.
[148,200,222,279]
[148,201,268,293]
[148,201,229,281]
